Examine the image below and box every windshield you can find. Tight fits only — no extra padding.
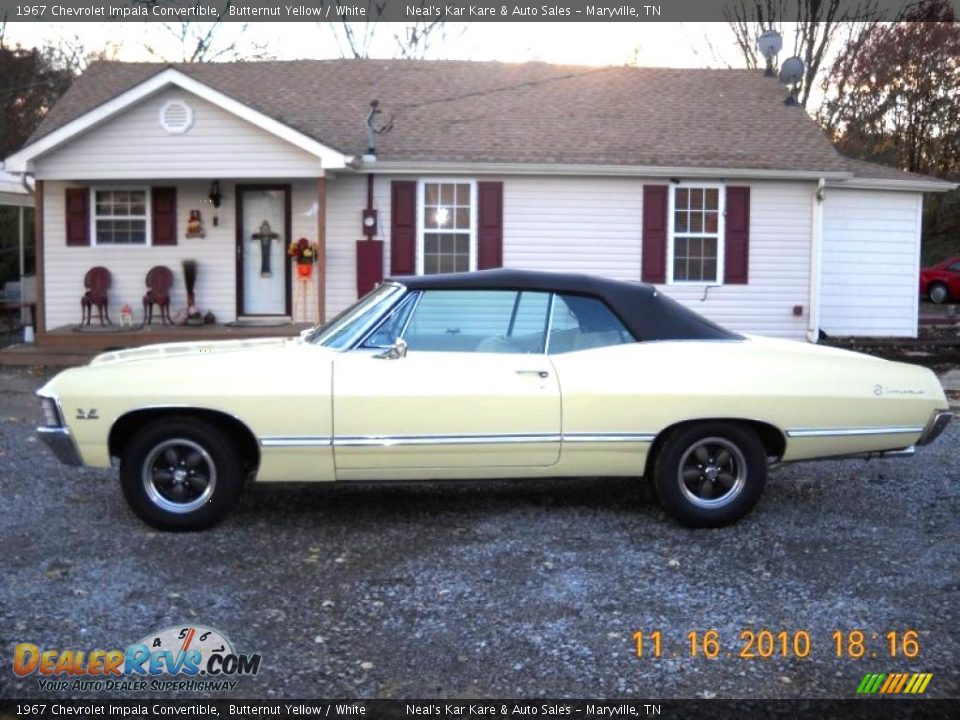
[306,283,405,348]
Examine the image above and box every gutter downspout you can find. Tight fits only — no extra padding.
[806,178,826,343]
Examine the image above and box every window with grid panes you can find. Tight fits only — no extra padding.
[93,189,149,245]
[420,181,473,274]
[671,186,721,283]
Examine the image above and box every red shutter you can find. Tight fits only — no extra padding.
[65,188,90,247]
[641,185,668,283]
[477,181,503,270]
[356,240,384,296]
[724,186,750,284]
[152,187,177,246]
[390,181,417,275]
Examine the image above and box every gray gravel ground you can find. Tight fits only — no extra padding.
[0,367,957,701]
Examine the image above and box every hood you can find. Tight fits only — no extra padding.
[88,337,295,367]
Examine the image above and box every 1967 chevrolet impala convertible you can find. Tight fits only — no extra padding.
[37,269,952,530]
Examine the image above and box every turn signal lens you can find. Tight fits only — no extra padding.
[40,398,61,427]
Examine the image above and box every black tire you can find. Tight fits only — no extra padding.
[651,423,767,528]
[929,282,950,304]
[120,416,243,531]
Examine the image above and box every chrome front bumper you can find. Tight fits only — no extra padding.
[917,410,953,446]
[37,426,83,467]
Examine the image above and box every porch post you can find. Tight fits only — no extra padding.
[18,205,25,277]
[34,180,45,338]
[316,177,326,322]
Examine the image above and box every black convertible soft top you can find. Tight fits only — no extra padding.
[390,269,741,342]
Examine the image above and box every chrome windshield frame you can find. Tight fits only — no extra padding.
[307,282,407,350]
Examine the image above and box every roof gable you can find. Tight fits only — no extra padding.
[4,66,350,172]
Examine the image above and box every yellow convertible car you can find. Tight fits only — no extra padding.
[37,269,951,530]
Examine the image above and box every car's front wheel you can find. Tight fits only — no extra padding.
[120,417,243,531]
[929,282,950,304]
[651,423,767,528]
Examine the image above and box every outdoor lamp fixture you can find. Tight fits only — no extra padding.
[757,29,783,77]
[208,180,222,208]
[208,181,223,226]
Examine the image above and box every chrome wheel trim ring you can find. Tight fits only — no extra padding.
[677,437,747,509]
[142,438,217,515]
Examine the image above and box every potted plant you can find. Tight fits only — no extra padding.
[288,237,319,278]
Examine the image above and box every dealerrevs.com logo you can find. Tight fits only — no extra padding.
[13,625,262,692]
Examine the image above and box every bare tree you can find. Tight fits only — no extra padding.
[324,1,455,59]
[135,1,271,62]
[724,0,878,108]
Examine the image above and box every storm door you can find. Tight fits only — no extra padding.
[236,185,291,317]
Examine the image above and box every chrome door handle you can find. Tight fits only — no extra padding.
[516,370,549,379]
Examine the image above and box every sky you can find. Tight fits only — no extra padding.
[4,21,750,68]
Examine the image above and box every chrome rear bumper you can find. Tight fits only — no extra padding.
[37,426,83,467]
[917,410,953,446]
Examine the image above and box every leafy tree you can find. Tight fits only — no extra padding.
[819,0,960,263]
[820,0,960,176]
[0,44,76,158]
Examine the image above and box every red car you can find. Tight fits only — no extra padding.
[920,256,960,303]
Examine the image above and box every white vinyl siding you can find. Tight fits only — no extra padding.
[32,88,324,180]
[820,189,922,337]
[500,176,811,339]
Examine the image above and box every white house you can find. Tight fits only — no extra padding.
[4,59,954,344]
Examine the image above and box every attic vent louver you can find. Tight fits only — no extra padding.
[160,100,194,134]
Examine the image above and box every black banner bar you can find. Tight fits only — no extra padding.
[0,699,957,720]
[0,0,952,24]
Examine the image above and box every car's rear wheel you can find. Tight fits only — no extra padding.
[120,417,243,531]
[652,423,767,528]
[929,282,950,304]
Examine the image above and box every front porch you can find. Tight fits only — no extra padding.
[0,320,312,367]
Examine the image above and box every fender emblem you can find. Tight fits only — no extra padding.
[76,408,99,420]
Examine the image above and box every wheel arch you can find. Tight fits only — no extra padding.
[109,407,260,473]
[643,418,786,477]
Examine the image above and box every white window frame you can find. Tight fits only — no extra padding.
[667,182,725,285]
[90,187,153,247]
[416,178,477,275]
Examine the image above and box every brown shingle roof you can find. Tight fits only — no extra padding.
[30,59,851,173]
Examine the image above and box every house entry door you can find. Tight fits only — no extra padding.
[236,186,291,317]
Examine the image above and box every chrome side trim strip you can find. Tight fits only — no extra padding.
[785,426,924,438]
[335,433,562,447]
[259,436,332,447]
[562,432,656,443]
[260,432,658,448]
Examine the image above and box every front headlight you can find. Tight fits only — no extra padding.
[39,397,62,428]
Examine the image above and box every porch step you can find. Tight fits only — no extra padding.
[0,343,95,368]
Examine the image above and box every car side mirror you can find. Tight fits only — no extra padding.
[374,337,407,360]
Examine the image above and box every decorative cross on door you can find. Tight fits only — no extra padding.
[251,220,280,277]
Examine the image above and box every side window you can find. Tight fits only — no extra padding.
[948,261,960,272]
[547,294,634,354]
[403,290,549,353]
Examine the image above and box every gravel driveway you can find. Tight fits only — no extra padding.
[0,368,957,700]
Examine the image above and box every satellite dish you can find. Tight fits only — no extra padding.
[757,30,783,60]
[757,30,783,77]
[779,56,805,86]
